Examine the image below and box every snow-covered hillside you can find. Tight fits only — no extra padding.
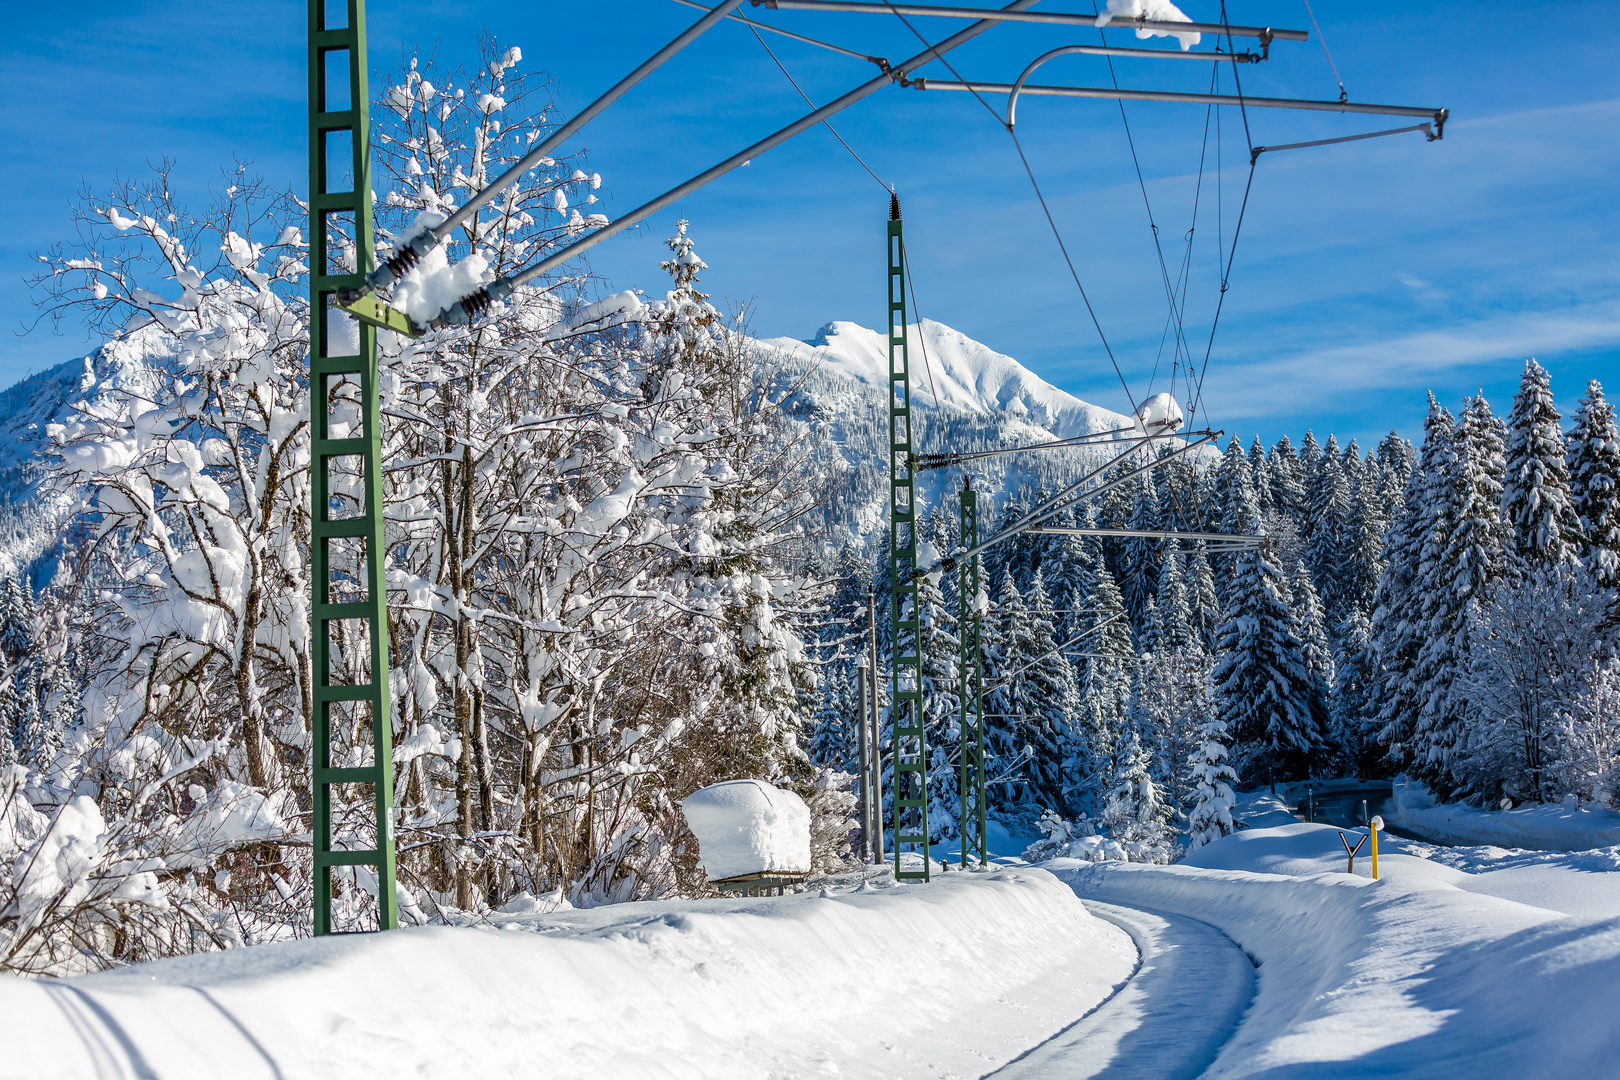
[765,320,1136,439]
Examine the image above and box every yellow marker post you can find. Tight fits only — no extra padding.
[1369,815,1383,880]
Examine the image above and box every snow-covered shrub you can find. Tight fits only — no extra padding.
[1099,732,1180,864]
[807,768,860,876]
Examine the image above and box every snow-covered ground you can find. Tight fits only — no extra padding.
[1059,821,1620,1077]
[1388,778,1620,851]
[0,867,1135,1079]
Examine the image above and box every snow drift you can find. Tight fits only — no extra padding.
[1053,824,1620,1078]
[0,867,1136,1079]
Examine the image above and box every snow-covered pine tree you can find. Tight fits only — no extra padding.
[1248,436,1273,515]
[0,577,32,665]
[1213,543,1326,781]
[1298,431,1324,543]
[1568,379,1620,587]
[1184,715,1239,850]
[1185,541,1221,653]
[1289,564,1335,719]
[1408,394,1510,797]
[1100,729,1178,863]
[1156,548,1196,653]
[1331,610,1382,776]
[1266,435,1306,521]
[1503,360,1580,569]
[1121,474,1162,631]
[1341,464,1387,618]
[1075,560,1134,812]
[1373,397,1450,765]
[808,665,854,769]
[1022,569,1077,810]
[1305,436,1351,622]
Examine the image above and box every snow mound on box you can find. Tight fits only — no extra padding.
[680,778,810,880]
[0,868,1136,1080]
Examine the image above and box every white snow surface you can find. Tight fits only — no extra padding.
[0,867,1137,1079]
[1052,821,1620,1077]
[679,779,811,881]
[763,320,1138,440]
[1389,778,1620,850]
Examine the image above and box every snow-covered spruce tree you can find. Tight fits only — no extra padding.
[1099,730,1178,863]
[1304,436,1351,623]
[1340,463,1388,619]
[1075,559,1134,813]
[1371,400,1445,767]
[1266,435,1306,521]
[1021,569,1078,810]
[1331,610,1383,776]
[1121,474,1161,631]
[1247,436,1272,515]
[1212,541,1326,782]
[1129,643,1213,814]
[1406,394,1510,797]
[1184,714,1239,851]
[1503,360,1580,570]
[1184,541,1221,653]
[1568,379,1620,587]
[1288,564,1334,725]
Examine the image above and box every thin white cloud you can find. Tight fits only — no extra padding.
[1198,299,1620,422]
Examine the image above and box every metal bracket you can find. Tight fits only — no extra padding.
[339,294,424,338]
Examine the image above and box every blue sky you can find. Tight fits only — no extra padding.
[4,0,1617,446]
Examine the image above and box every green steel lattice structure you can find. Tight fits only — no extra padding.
[307,0,397,934]
[887,197,928,881]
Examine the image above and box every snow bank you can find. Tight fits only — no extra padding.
[1050,825,1620,1077]
[1390,779,1620,851]
[680,779,810,880]
[0,868,1136,1079]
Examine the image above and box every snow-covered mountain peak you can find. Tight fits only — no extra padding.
[762,319,1134,439]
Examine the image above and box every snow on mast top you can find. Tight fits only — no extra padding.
[681,779,811,882]
[1095,0,1201,51]
[1134,391,1185,437]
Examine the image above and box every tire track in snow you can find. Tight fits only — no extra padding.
[986,901,1255,1080]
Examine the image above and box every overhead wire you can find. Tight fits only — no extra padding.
[733,8,893,190]
[1299,0,1348,102]
[1087,0,1198,402]
[668,0,886,65]
[716,0,948,411]
[1188,1,1259,433]
[879,0,1142,421]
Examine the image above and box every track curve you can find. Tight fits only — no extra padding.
[988,900,1255,1080]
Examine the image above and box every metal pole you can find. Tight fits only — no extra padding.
[422,0,1045,330]
[856,661,872,862]
[308,0,397,934]
[867,589,884,869]
[916,79,1449,129]
[756,0,1310,41]
[357,0,751,297]
[958,481,987,868]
